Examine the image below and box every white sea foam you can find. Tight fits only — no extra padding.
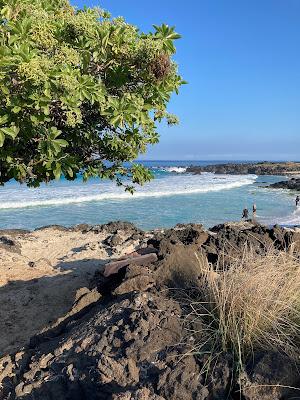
[162,167,187,173]
[276,207,300,226]
[0,173,257,210]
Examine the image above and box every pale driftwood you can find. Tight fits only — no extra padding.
[103,253,158,277]
[119,246,158,260]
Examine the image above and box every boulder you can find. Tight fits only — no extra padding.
[103,253,158,277]
[148,224,208,258]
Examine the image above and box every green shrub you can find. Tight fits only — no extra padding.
[0,0,184,189]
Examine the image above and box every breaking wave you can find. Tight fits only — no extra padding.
[276,206,300,226]
[161,167,187,173]
[0,173,257,210]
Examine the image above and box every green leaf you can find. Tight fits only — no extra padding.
[50,127,62,139]
[0,115,9,125]
[0,131,4,147]
[1,86,9,95]
[0,126,19,139]
[54,139,69,148]
[12,106,22,114]
[54,164,62,180]
[67,167,73,177]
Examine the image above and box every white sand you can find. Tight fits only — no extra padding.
[0,227,140,356]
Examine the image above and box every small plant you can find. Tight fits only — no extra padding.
[185,247,300,375]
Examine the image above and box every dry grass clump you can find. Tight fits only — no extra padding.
[186,247,300,370]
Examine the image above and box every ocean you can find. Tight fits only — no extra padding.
[0,160,299,230]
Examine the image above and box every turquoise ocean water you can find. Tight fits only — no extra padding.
[0,161,299,230]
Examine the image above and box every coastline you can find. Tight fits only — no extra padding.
[0,164,299,230]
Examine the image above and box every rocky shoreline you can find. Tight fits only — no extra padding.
[186,161,300,175]
[268,177,300,191]
[0,221,300,399]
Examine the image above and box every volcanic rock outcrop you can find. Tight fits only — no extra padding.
[0,222,299,400]
[186,161,300,175]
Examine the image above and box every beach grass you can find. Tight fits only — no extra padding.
[185,247,300,374]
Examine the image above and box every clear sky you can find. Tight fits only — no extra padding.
[72,0,299,161]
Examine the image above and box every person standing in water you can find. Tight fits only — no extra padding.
[242,208,249,220]
[252,203,257,221]
[296,196,300,207]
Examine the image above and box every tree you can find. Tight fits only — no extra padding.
[0,0,184,191]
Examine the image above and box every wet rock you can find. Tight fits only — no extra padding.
[72,223,91,232]
[269,177,300,191]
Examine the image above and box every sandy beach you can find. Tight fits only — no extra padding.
[0,225,145,356]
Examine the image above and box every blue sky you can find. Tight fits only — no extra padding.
[73,0,299,161]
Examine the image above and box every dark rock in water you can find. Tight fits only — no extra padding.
[186,161,300,176]
[269,177,300,191]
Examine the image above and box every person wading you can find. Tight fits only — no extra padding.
[252,203,257,221]
[296,196,300,207]
[242,208,249,220]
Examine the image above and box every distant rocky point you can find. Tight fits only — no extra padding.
[186,161,300,175]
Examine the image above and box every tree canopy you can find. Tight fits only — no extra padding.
[0,0,184,190]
